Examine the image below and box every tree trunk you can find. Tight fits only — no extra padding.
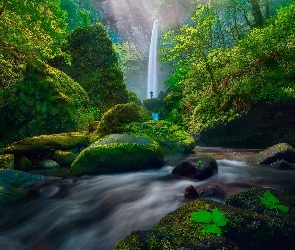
[265,0,270,19]
[248,0,264,27]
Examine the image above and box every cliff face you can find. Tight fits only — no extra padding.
[197,102,295,149]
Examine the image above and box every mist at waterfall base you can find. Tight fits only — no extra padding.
[147,20,159,99]
[1,150,295,250]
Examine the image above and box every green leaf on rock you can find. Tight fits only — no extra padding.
[259,196,276,209]
[263,191,280,204]
[202,224,222,235]
[212,208,227,227]
[190,210,212,223]
[275,204,290,213]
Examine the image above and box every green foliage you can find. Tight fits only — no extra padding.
[50,23,128,115]
[196,160,204,167]
[191,207,228,235]
[259,191,290,213]
[160,2,295,134]
[0,0,68,87]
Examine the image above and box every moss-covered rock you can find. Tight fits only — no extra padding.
[123,120,196,154]
[143,98,163,112]
[0,170,44,204]
[71,134,163,176]
[115,190,295,249]
[248,143,295,165]
[4,132,90,154]
[0,59,92,144]
[53,150,77,166]
[0,154,14,170]
[93,103,151,138]
[15,155,33,171]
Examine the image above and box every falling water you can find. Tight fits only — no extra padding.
[147,20,159,99]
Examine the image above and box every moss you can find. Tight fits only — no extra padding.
[0,154,14,170]
[128,91,142,106]
[5,132,90,154]
[93,103,151,137]
[123,120,196,154]
[71,134,163,176]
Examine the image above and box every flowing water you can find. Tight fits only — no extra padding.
[1,147,295,250]
[147,20,158,99]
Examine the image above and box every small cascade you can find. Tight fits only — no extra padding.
[152,112,159,120]
[147,20,159,99]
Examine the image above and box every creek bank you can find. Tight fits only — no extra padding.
[197,102,295,149]
[115,186,295,249]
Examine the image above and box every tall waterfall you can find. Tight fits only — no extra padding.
[147,20,158,99]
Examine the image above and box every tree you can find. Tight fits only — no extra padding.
[0,0,68,88]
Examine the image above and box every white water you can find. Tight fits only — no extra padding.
[0,158,295,249]
[147,20,159,99]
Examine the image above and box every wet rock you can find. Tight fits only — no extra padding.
[172,157,218,180]
[197,182,226,200]
[37,159,60,170]
[184,185,199,199]
[272,159,294,169]
[249,143,295,165]
[15,155,33,171]
[0,154,14,170]
[115,188,295,250]
[71,134,163,176]
[53,150,77,166]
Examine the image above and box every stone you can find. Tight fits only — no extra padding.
[0,154,14,170]
[71,134,163,176]
[197,182,226,200]
[37,159,60,170]
[172,157,218,180]
[115,187,295,249]
[4,132,90,154]
[184,185,199,199]
[249,143,295,165]
[53,150,77,166]
[15,155,33,171]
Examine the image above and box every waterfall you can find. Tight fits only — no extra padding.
[147,20,159,99]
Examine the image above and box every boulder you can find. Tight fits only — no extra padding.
[143,98,163,112]
[172,157,218,180]
[115,187,295,249]
[0,154,14,170]
[71,134,164,176]
[4,132,90,154]
[0,170,44,204]
[123,120,196,154]
[249,143,295,165]
[52,150,77,166]
[36,159,60,170]
[15,155,33,171]
[184,185,199,199]
[197,182,226,200]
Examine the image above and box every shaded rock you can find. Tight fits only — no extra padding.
[272,159,294,169]
[114,195,295,250]
[0,154,14,170]
[123,120,196,154]
[37,159,60,170]
[71,134,163,176]
[15,155,33,171]
[197,182,226,200]
[143,98,163,112]
[226,186,295,221]
[4,132,90,154]
[0,170,44,204]
[249,143,295,165]
[184,185,199,199]
[53,150,77,166]
[172,157,218,180]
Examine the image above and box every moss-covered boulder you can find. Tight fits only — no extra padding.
[123,120,196,153]
[249,143,295,165]
[53,150,77,166]
[93,103,151,138]
[0,154,14,170]
[15,155,33,171]
[115,187,295,249]
[0,170,44,204]
[143,98,163,112]
[4,132,90,154]
[71,134,163,176]
[0,60,92,144]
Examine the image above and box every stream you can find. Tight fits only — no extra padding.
[0,147,295,250]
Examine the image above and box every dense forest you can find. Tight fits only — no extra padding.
[0,0,295,146]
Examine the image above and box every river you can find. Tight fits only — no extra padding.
[0,147,295,250]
